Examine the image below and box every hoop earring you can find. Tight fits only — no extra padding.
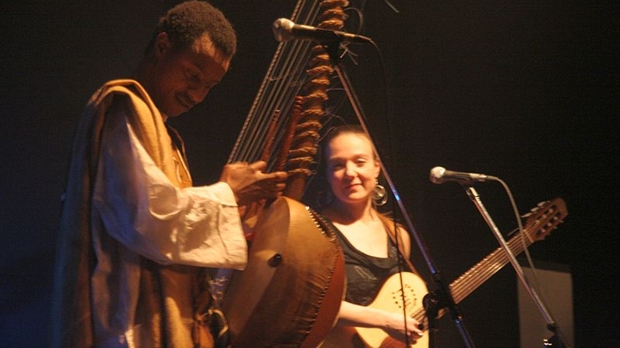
[372,179,388,207]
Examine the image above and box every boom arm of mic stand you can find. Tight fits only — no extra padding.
[323,42,477,348]
[463,185,571,348]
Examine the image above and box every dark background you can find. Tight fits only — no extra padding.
[1,0,617,347]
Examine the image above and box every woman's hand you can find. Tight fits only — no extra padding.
[382,310,424,344]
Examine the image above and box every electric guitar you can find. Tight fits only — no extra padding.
[320,198,568,348]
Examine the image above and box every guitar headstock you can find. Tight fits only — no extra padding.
[521,198,568,242]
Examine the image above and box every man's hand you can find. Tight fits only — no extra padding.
[219,161,288,206]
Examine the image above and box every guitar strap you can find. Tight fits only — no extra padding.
[378,214,421,276]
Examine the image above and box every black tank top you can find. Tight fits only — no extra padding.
[328,219,408,306]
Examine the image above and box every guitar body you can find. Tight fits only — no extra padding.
[321,272,429,348]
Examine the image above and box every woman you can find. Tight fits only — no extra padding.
[314,125,425,347]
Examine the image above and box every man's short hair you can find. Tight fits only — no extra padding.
[145,1,237,59]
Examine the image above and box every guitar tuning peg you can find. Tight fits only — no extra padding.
[537,200,549,207]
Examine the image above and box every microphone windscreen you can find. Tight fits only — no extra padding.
[429,166,446,184]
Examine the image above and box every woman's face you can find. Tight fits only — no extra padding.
[325,132,380,206]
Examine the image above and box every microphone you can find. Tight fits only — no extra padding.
[430,166,498,185]
[272,18,372,44]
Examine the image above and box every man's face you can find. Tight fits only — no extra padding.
[146,32,230,117]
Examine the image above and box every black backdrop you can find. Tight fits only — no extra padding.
[1,1,617,347]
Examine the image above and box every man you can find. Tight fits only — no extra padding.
[50,1,287,347]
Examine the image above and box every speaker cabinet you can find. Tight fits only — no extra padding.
[518,261,574,348]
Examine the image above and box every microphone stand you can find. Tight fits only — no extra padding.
[463,185,571,348]
[322,41,477,348]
